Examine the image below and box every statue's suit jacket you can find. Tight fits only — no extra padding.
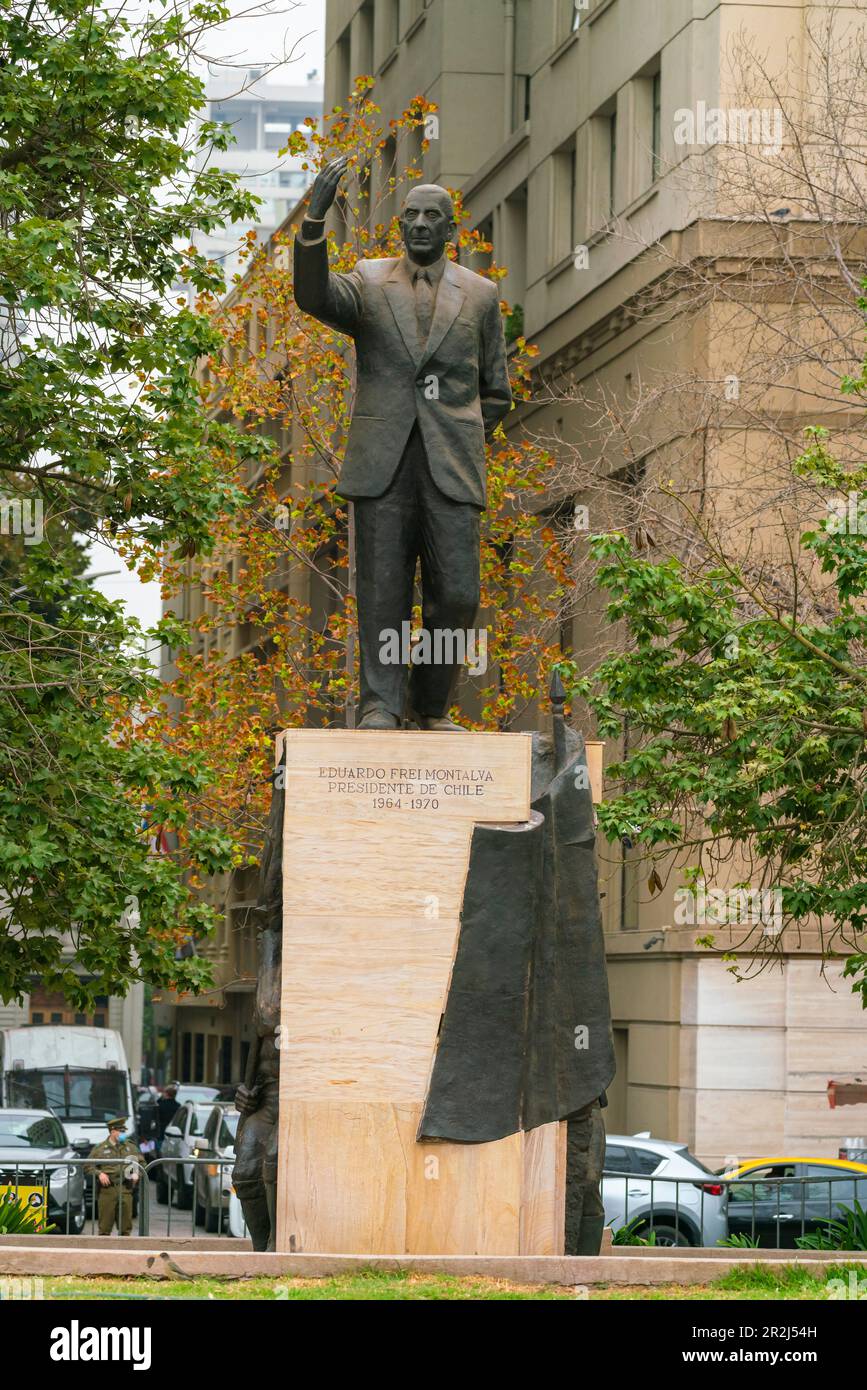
[294,226,513,508]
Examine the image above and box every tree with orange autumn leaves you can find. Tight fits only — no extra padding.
[133,81,575,909]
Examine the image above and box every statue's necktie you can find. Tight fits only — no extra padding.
[414,268,435,346]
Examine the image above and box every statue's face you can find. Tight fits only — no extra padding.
[400,190,455,265]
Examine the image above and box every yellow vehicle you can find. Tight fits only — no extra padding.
[718,1156,867,1247]
[0,1185,48,1228]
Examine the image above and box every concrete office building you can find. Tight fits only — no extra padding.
[317,0,867,1164]
[166,0,867,1159]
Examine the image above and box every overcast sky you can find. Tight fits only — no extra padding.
[191,0,325,84]
[91,0,326,632]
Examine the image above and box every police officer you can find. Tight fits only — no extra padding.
[85,1117,145,1236]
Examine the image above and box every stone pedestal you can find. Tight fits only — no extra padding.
[275,729,566,1255]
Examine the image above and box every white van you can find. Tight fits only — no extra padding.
[0,1026,137,1146]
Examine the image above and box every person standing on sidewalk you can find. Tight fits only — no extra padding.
[85,1117,145,1236]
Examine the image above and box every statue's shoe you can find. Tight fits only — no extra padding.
[357,708,400,730]
[408,711,468,732]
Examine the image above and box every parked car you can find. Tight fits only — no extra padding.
[156,1101,217,1208]
[719,1156,867,1247]
[0,1109,87,1234]
[603,1132,728,1247]
[191,1104,239,1231]
[174,1085,220,1107]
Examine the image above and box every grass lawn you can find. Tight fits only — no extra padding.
[14,1262,864,1301]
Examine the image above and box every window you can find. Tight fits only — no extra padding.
[220,1035,232,1084]
[211,101,258,148]
[604,1144,632,1172]
[0,1114,66,1149]
[805,1175,854,1205]
[608,110,617,216]
[471,215,493,274]
[804,1166,862,1207]
[6,1068,127,1121]
[631,1147,664,1176]
[357,0,374,75]
[334,26,351,106]
[651,70,661,181]
[729,1164,797,1203]
[377,0,399,63]
[560,0,585,38]
[189,1106,208,1137]
[377,134,398,234]
[219,1112,240,1148]
[32,1012,43,1025]
[551,138,576,264]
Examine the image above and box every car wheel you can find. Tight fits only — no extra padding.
[174,1174,192,1210]
[70,1201,86,1235]
[155,1173,168,1205]
[641,1222,692,1247]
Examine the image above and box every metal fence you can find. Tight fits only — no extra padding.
[602,1169,867,1248]
[1,1157,865,1249]
[0,1155,246,1240]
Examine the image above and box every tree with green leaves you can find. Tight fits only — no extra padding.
[0,0,277,1007]
[566,338,867,1006]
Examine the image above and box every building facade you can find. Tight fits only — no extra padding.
[164,0,867,1158]
[319,0,867,1164]
[0,983,144,1081]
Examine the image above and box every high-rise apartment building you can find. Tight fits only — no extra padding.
[186,68,324,292]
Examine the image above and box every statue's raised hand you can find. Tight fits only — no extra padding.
[307,154,350,220]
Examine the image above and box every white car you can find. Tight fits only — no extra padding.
[155,1101,218,1209]
[226,1187,250,1240]
[191,1104,238,1232]
[603,1132,728,1247]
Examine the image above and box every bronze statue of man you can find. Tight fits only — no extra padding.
[294,158,512,730]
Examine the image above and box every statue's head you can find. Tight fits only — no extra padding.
[399,184,456,266]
